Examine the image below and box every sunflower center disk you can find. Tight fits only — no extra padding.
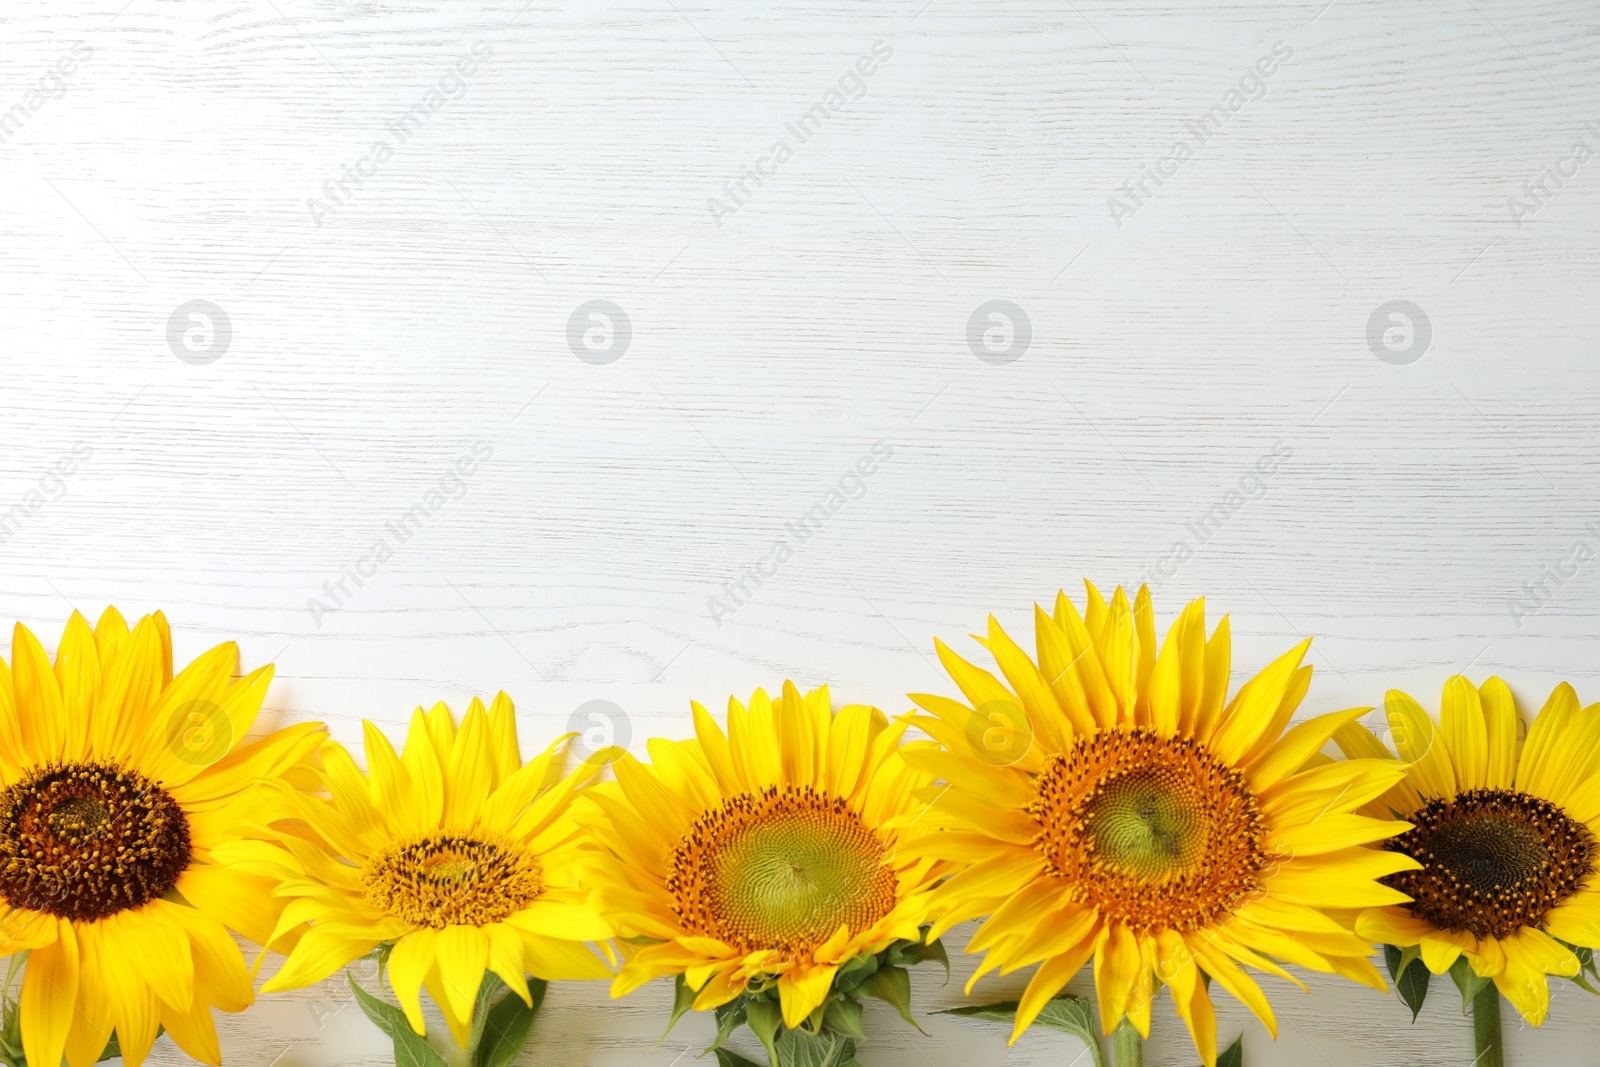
[361,832,544,929]
[0,761,192,922]
[668,785,897,955]
[1383,788,1595,939]
[1030,727,1267,932]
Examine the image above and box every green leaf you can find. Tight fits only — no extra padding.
[1383,944,1430,1022]
[348,973,449,1067]
[746,997,783,1066]
[937,992,1104,1067]
[822,995,865,1039]
[861,964,922,1033]
[474,979,545,1067]
[1215,1035,1243,1067]
[1446,957,1492,1016]
[96,1030,123,1063]
[713,1050,766,1067]
[465,971,505,1055]
[773,1027,857,1067]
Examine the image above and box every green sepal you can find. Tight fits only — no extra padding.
[95,1031,122,1063]
[662,973,698,1041]
[348,973,449,1067]
[710,999,749,1052]
[746,996,784,1065]
[1383,943,1430,1021]
[474,978,546,1067]
[1563,943,1600,995]
[713,1050,766,1067]
[936,991,1105,1067]
[822,995,865,1039]
[1216,1034,1244,1067]
[861,964,922,1033]
[1447,957,1493,1016]
[889,936,950,982]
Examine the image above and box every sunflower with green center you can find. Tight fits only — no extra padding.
[898,584,1420,1066]
[0,609,324,1067]
[577,682,949,1064]
[1334,677,1600,1062]
[219,694,613,1063]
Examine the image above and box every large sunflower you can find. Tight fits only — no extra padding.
[225,693,613,1050]
[1334,676,1600,1028]
[577,682,947,1038]
[898,584,1419,1065]
[0,608,324,1067]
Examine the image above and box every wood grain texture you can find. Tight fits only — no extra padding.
[4,0,1600,1062]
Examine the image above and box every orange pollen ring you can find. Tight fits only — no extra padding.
[667,784,898,957]
[1027,727,1267,932]
[360,831,544,929]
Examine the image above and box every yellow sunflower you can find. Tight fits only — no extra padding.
[223,693,613,1050]
[898,584,1419,1065]
[0,608,324,1067]
[1334,676,1600,1026]
[577,682,948,1036]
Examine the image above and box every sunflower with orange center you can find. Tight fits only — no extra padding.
[898,584,1419,1066]
[0,609,323,1067]
[577,682,949,1063]
[1334,677,1600,1064]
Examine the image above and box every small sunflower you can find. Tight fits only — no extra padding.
[1334,676,1600,1027]
[577,682,948,1044]
[0,608,324,1067]
[899,584,1418,1066]
[226,693,612,1052]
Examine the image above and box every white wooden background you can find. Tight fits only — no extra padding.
[5,0,1600,1062]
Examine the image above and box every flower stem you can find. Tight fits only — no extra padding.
[1472,981,1503,1067]
[1111,1017,1142,1067]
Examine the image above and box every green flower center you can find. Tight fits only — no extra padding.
[669,785,898,955]
[1084,770,1207,879]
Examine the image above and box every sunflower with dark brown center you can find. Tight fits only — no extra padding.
[579,682,945,1031]
[1337,676,1600,1026]
[901,584,1419,1067]
[0,608,326,1067]
[0,761,191,921]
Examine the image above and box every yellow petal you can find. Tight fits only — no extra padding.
[387,928,438,1035]
[1440,675,1489,791]
[21,919,79,1067]
[434,925,490,1035]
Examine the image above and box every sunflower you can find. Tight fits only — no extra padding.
[0,608,324,1067]
[897,584,1419,1066]
[577,682,948,1040]
[1334,676,1600,1029]
[223,693,613,1051]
